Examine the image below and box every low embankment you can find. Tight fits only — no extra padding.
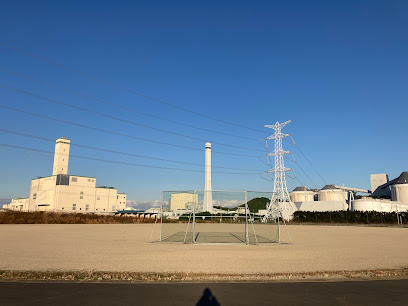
[0,211,156,224]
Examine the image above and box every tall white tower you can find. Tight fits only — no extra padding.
[203,142,213,213]
[53,137,70,176]
[264,121,297,220]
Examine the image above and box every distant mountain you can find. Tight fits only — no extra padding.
[239,197,270,213]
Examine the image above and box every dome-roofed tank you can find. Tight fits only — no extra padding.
[290,186,315,202]
[318,185,347,202]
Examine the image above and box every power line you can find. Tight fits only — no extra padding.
[0,67,257,141]
[0,103,258,158]
[0,84,263,153]
[287,136,328,185]
[0,128,263,172]
[0,41,268,134]
[288,157,320,189]
[0,143,258,175]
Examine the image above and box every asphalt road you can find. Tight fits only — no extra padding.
[0,279,407,305]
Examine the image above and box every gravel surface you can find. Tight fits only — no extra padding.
[0,224,407,275]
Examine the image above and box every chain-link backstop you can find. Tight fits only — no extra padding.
[155,190,279,245]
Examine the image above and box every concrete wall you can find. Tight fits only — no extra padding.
[370,174,388,193]
[296,201,348,212]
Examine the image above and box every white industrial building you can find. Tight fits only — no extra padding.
[351,172,408,212]
[169,192,198,211]
[289,172,408,213]
[290,185,349,212]
[3,137,126,213]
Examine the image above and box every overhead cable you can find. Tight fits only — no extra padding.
[0,104,258,158]
[287,136,328,185]
[0,143,258,175]
[0,67,257,141]
[0,84,263,152]
[0,41,268,134]
[0,128,262,172]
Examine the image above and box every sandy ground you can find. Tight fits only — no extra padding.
[0,224,407,274]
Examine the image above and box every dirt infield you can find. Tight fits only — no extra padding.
[0,224,407,279]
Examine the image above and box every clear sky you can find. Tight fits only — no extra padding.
[0,0,407,208]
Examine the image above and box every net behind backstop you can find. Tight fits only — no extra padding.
[159,190,279,245]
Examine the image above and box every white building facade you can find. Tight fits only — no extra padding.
[3,137,126,213]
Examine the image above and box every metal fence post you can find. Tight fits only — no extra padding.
[160,191,163,242]
[193,190,196,243]
[245,191,248,244]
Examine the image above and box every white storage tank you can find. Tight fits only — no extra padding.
[290,186,315,202]
[390,172,408,204]
[318,185,347,202]
[351,198,408,212]
[351,198,385,212]
[392,184,408,204]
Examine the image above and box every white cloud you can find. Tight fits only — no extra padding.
[212,200,243,208]
[126,200,161,211]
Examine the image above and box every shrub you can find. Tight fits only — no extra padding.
[0,211,157,224]
[292,210,407,224]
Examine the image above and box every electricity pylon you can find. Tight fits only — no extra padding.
[263,120,297,220]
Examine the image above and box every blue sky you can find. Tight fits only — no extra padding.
[0,0,407,205]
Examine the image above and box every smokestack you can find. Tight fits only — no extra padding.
[203,142,213,213]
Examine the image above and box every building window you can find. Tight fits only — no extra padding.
[97,197,100,200]
[117,195,119,199]
[62,208,64,210]
[96,208,98,211]
[80,191,84,195]
[80,208,82,210]
[33,193,37,199]
[85,204,89,211]
[72,177,78,182]
[72,204,76,210]
[80,196,83,199]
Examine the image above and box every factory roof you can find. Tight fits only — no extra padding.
[292,186,308,192]
[378,171,408,189]
[321,184,339,190]
[396,172,408,184]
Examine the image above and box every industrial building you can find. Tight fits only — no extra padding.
[290,185,349,212]
[289,172,408,213]
[3,137,126,213]
[351,172,408,212]
[169,192,198,211]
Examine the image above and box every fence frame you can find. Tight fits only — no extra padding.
[155,190,280,245]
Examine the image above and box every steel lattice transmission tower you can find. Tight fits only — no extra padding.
[263,120,296,220]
